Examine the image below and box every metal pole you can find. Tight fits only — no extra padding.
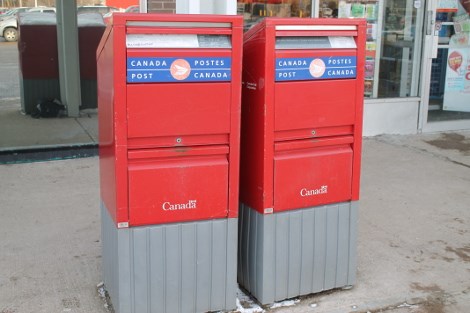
[56,0,81,117]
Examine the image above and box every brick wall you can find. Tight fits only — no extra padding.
[147,0,176,13]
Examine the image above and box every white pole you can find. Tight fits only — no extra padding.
[176,0,200,14]
[225,0,237,14]
[139,0,147,13]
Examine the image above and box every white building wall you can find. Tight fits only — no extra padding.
[363,99,420,136]
[176,0,236,14]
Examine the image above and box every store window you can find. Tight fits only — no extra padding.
[428,1,470,121]
[238,0,424,99]
[237,0,312,30]
[320,0,423,99]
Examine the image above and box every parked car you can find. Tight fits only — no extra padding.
[0,8,55,42]
[125,5,139,13]
[27,6,55,13]
[0,15,19,41]
[77,6,119,15]
[103,5,139,25]
[0,7,30,22]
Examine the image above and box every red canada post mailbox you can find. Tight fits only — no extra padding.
[98,14,242,313]
[238,18,366,304]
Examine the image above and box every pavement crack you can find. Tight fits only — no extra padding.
[75,117,95,143]
[449,159,470,169]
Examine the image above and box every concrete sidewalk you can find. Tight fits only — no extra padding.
[0,131,469,313]
[0,98,98,151]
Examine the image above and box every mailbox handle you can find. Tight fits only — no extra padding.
[275,136,354,152]
[275,25,357,31]
[128,145,229,160]
[126,27,233,35]
[126,21,233,28]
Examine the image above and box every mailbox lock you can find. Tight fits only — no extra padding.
[176,137,182,144]
[311,130,316,136]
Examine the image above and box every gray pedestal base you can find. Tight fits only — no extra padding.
[238,202,358,304]
[101,202,238,313]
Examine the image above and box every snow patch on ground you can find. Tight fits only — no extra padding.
[235,288,265,313]
[270,298,300,309]
[96,282,112,312]
[234,288,301,312]
[235,298,265,313]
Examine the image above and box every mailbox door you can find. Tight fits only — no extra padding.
[127,146,229,226]
[274,49,358,132]
[273,138,353,212]
[127,83,231,139]
[125,49,235,148]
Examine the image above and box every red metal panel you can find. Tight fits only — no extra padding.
[127,134,229,149]
[273,144,353,212]
[98,27,118,223]
[274,79,357,131]
[113,22,131,225]
[274,125,353,142]
[126,27,233,35]
[98,21,129,225]
[128,145,229,159]
[106,0,138,9]
[128,151,229,226]
[274,136,354,151]
[227,20,244,218]
[239,25,270,212]
[275,31,358,37]
[113,13,244,25]
[79,26,105,79]
[127,83,231,139]
[351,21,367,201]
[18,25,59,79]
[126,49,231,58]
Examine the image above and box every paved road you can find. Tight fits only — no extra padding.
[1,132,469,312]
[0,41,20,100]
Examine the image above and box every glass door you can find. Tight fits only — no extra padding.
[424,0,470,128]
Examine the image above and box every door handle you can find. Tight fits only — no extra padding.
[426,10,439,58]
[426,10,434,35]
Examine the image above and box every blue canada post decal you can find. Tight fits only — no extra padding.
[127,57,231,83]
[275,56,356,81]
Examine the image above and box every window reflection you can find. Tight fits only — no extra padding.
[237,0,312,30]
[379,0,420,97]
[319,0,422,99]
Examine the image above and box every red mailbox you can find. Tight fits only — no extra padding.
[238,18,366,304]
[98,14,242,227]
[98,14,242,313]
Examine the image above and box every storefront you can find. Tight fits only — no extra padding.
[147,0,470,135]
[420,0,470,132]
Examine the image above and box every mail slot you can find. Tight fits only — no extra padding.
[238,18,366,304]
[98,14,242,313]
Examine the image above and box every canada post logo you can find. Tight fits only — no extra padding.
[309,58,326,78]
[275,56,357,81]
[127,57,231,83]
[170,59,191,80]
